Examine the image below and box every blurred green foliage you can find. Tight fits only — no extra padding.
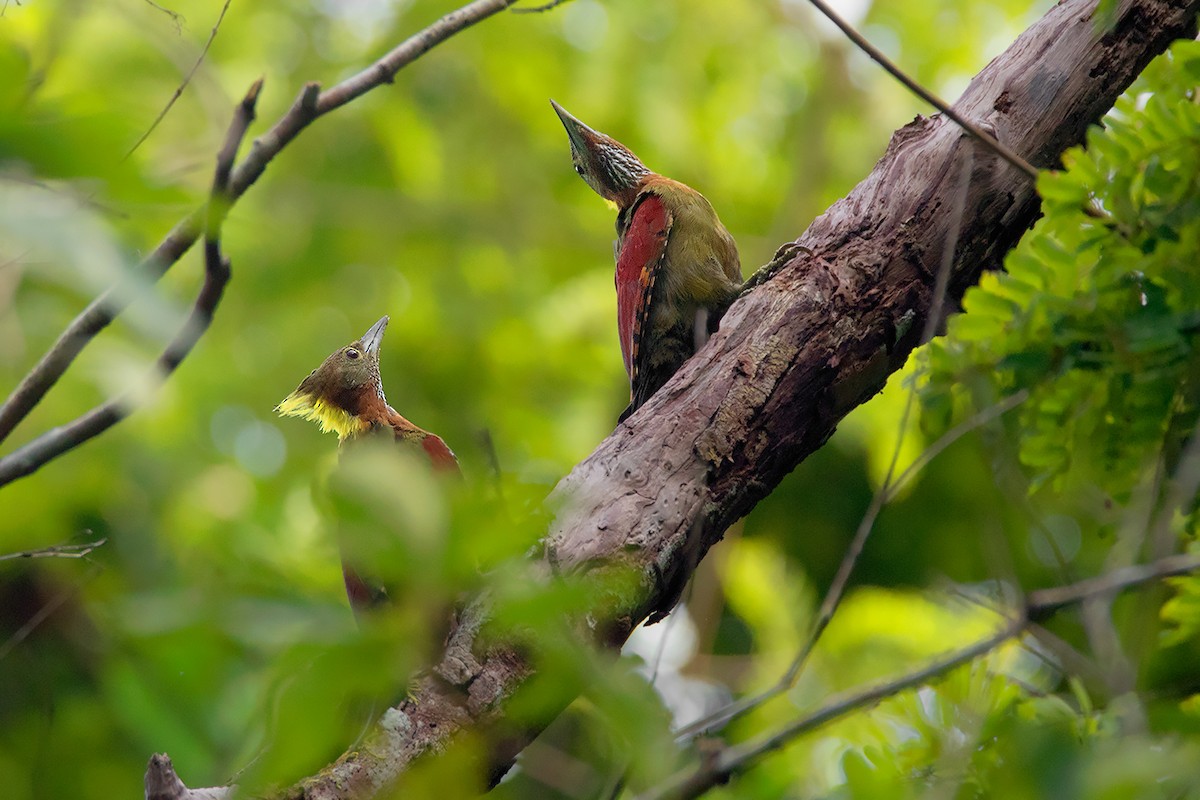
[1,1,1199,799]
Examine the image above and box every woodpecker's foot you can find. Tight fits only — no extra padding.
[741,241,813,295]
[772,240,813,263]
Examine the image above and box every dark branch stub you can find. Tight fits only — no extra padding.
[146,754,231,800]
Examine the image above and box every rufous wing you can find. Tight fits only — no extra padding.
[420,433,461,475]
[615,193,672,386]
[342,563,386,615]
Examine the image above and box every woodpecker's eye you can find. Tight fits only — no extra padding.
[345,348,361,360]
[574,163,585,176]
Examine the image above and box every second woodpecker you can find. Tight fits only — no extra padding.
[552,100,742,420]
[276,316,459,614]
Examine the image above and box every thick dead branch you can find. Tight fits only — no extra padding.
[141,0,1200,797]
[547,0,1199,612]
[142,1,1199,799]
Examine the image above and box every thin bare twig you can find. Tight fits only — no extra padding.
[1027,552,1200,618]
[0,0,519,470]
[648,623,1023,800]
[124,0,232,161]
[0,537,107,562]
[644,551,1200,800]
[0,564,103,661]
[674,388,1028,740]
[478,427,507,506]
[512,0,571,12]
[142,0,185,33]
[0,79,259,488]
[806,0,1039,182]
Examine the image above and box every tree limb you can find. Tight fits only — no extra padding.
[439,0,1200,785]
[148,0,1200,796]
[512,0,572,12]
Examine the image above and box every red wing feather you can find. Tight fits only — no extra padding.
[342,563,378,613]
[615,194,672,382]
[421,434,461,475]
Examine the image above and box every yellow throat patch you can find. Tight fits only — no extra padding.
[275,391,364,441]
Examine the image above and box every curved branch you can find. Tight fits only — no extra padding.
[648,621,1024,800]
[0,0,519,457]
[0,79,258,487]
[546,0,1199,619]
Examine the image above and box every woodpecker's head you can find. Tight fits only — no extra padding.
[276,316,389,440]
[551,100,650,209]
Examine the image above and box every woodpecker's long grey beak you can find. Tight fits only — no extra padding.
[361,315,389,356]
[550,99,596,152]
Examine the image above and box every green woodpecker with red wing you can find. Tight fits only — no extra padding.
[275,315,459,614]
[551,100,742,420]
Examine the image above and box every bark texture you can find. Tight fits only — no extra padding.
[161,0,1200,797]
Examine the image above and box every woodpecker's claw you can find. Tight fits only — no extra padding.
[741,242,814,295]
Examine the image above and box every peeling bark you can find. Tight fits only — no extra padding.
[150,0,1200,797]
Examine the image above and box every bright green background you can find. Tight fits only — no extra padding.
[3,1,1200,798]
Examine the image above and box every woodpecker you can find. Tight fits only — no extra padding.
[276,315,459,613]
[551,100,742,420]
